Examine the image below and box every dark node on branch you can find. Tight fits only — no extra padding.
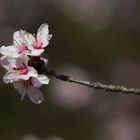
[58,74,71,81]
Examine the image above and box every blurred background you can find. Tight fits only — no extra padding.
[0,0,140,140]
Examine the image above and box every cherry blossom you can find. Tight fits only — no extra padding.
[0,55,16,70]
[3,54,38,83]
[0,23,52,57]
[0,45,19,58]
[13,75,49,104]
[24,23,52,56]
[0,23,51,104]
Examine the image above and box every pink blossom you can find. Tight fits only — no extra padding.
[24,23,52,56]
[0,45,19,58]
[0,23,51,104]
[0,30,29,58]
[13,75,49,104]
[2,54,38,83]
[0,56,16,70]
[0,23,52,57]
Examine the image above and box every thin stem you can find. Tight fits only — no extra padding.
[45,69,140,95]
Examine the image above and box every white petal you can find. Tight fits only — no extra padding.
[14,68,38,81]
[37,23,51,47]
[13,81,27,100]
[24,32,35,47]
[27,67,38,78]
[6,57,16,68]
[4,72,32,83]
[31,77,42,88]
[37,75,49,85]
[31,75,49,88]
[0,45,18,58]
[3,71,19,83]
[0,56,11,70]
[0,56,16,70]
[3,70,31,83]
[17,74,30,81]
[28,49,44,56]
[27,86,44,104]
[15,55,29,68]
[13,30,27,47]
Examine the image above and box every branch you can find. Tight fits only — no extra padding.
[44,69,140,95]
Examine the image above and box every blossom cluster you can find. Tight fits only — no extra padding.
[0,24,52,104]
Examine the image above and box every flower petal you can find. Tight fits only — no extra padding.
[17,74,30,81]
[0,45,18,58]
[24,32,35,47]
[27,86,44,104]
[37,75,49,85]
[28,49,44,56]
[13,30,25,48]
[27,67,38,78]
[0,56,14,70]
[3,70,31,83]
[37,23,51,48]
[31,75,49,88]
[3,71,19,83]
[13,81,27,100]
[15,54,29,68]
[13,30,27,47]
[31,77,42,88]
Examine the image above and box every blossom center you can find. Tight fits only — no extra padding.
[15,66,28,75]
[19,45,28,53]
[23,79,32,86]
[33,41,42,49]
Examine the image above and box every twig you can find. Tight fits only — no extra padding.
[44,69,140,95]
